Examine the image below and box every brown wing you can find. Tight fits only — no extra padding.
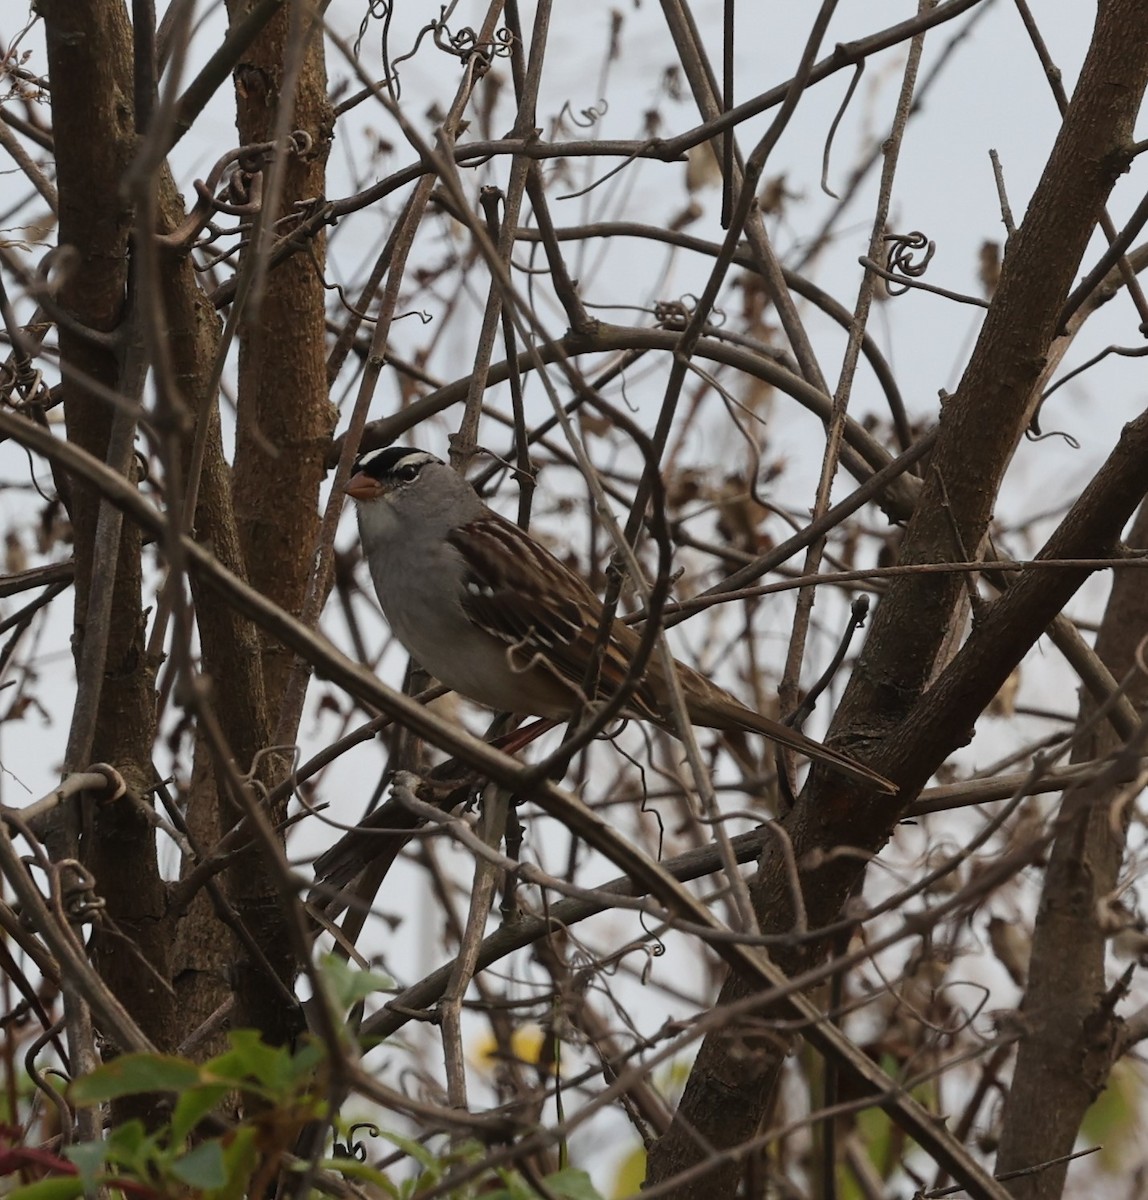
[447,519,895,791]
[447,516,664,721]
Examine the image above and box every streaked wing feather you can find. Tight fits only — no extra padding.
[447,519,894,791]
[447,517,663,720]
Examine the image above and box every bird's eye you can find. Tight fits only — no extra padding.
[394,464,421,482]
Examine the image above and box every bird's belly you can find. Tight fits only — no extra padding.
[384,593,571,718]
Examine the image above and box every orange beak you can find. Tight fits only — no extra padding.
[346,471,385,501]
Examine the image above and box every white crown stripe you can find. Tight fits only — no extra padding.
[354,447,388,468]
[356,448,438,473]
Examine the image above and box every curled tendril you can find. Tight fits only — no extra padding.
[489,26,515,58]
[557,97,609,130]
[204,167,263,217]
[380,18,434,101]
[0,360,48,410]
[398,308,433,326]
[235,130,311,175]
[332,1122,382,1162]
[435,21,476,56]
[159,132,313,252]
[0,268,51,409]
[434,21,514,64]
[638,936,666,985]
[883,230,936,296]
[133,449,153,488]
[54,861,105,924]
[353,0,391,61]
[384,12,512,100]
[653,295,726,332]
[654,298,692,330]
[1024,426,1081,448]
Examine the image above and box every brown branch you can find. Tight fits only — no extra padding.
[994,497,1148,1200]
[221,0,334,1045]
[648,0,1148,1187]
[39,0,173,1087]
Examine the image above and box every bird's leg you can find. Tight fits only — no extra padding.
[500,798,525,924]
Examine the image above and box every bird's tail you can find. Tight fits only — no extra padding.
[693,694,896,794]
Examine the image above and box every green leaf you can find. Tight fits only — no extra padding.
[203,1030,325,1100]
[171,1140,228,1189]
[610,1146,646,1199]
[1081,1060,1141,1169]
[171,1083,231,1145]
[204,1030,285,1089]
[377,1130,439,1172]
[321,1156,400,1194]
[274,1037,326,1089]
[318,954,394,1012]
[543,1167,605,1199]
[70,1053,202,1103]
[854,1105,894,1179]
[62,1139,108,1188]
[465,1166,602,1200]
[207,1125,260,1200]
[4,1178,86,1200]
[103,1118,153,1161]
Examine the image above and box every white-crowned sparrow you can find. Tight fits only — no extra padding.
[346,446,894,793]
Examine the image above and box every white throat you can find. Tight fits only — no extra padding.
[355,495,402,553]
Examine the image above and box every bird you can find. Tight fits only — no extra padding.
[345,446,895,794]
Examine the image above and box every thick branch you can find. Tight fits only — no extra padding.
[994,499,1148,1200]
[648,1,1148,1190]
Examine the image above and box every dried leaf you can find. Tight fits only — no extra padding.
[986,667,1020,717]
[979,240,1001,298]
[5,531,27,575]
[714,475,771,554]
[988,915,1030,986]
[685,140,722,193]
